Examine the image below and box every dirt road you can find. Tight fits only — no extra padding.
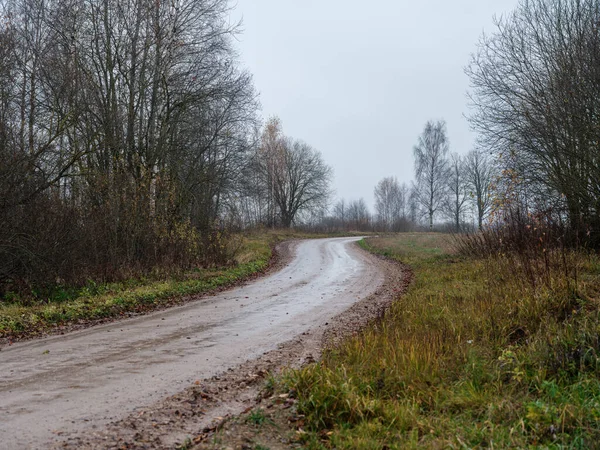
[0,237,385,449]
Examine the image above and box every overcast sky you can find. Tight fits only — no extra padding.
[229,1,520,209]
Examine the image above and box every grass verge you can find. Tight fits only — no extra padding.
[0,236,272,340]
[285,233,600,449]
[0,229,372,340]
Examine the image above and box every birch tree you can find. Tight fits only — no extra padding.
[464,149,495,230]
[443,153,468,231]
[413,120,450,230]
[374,176,406,231]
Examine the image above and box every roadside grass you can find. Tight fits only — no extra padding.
[243,227,376,242]
[0,229,373,339]
[286,233,600,448]
[0,235,272,339]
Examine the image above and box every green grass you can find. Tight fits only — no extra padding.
[247,408,269,426]
[287,232,600,449]
[0,235,272,338]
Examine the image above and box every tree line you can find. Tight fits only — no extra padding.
[0,0,332,295]
[325,0,600,244]
[320,119,495,234]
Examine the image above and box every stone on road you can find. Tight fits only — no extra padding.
[0,237,384,449]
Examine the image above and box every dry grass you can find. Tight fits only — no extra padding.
[287,232,600,449]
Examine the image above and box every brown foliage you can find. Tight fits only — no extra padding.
[453,207,582,291]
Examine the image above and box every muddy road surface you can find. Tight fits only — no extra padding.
[0,237,385,449]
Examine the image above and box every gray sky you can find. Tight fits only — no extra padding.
[229,1,520,209]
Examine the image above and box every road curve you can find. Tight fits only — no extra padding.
[0,237,384,449]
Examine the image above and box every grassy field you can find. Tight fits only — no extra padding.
[287,233,600,449]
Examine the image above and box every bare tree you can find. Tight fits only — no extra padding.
[413,120,450,230]
[374,176,406,231]
[443,153,468,232]
[247,120,332,228]
[464,149,495,230]
[332,198,348,230]
[271,139,332,228]
[404,185,419,226]
[258,117,285,227]
[347,198,371,231]
[0,0,262,290]
[466,0,600,241]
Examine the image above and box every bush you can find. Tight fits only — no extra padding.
[0,189,240,300]
[454,207,582,292]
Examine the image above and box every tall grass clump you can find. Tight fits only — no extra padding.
[454,207,583,292]
[288,231,600,449]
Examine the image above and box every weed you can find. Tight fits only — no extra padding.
[262,372,277,396]
[247,408,268,426]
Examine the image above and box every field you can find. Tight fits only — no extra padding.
[286,233,600,449]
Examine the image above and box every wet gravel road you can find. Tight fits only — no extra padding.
[0,237,384,449]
